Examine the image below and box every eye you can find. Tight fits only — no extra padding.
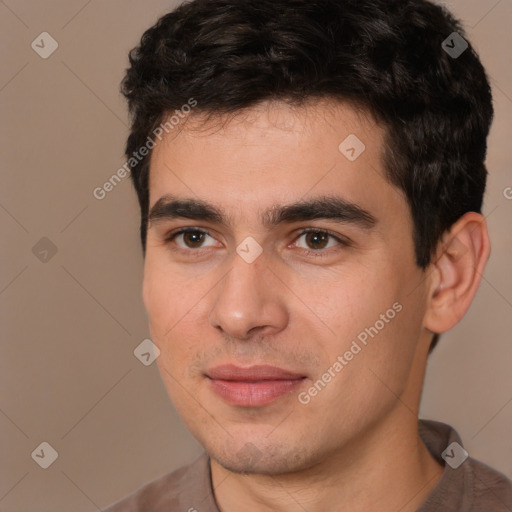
[293,229,348,255]
[163,227,349,257]
[165,228,218,250]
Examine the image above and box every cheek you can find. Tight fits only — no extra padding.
[143,260,210,376]
[310,265,419,380]
[342,287,424,399]
[143,253,193,332]
[298,265,398,340]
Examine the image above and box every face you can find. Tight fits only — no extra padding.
[142,100,431,475]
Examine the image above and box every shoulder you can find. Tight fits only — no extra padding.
[103,451,214,512]
[418,419,512,511]
[468,457,512,510]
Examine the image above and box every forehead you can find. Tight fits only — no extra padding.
[147,99,406,228]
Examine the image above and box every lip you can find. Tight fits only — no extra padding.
[206,364,305,381]
[206,364,307,407]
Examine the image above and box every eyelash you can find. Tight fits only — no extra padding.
[163,227,350,258]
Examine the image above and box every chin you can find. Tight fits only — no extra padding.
[208,438,315,476]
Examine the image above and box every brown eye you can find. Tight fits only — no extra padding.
[182,230,206,248]
[304,231,329,250]
[166,228,217,250]
[295,230,341,252]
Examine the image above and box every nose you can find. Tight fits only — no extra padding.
[208,251,288,341]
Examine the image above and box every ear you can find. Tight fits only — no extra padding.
[423,212,491,334]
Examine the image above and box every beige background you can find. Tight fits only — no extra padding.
[1,1,511,510]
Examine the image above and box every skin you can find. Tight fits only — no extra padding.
[142,99,490,512]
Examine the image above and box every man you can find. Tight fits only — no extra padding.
[105,0,512,510]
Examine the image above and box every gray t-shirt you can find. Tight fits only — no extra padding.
[104,419,512,511]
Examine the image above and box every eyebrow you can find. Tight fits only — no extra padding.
[148,194,377,230]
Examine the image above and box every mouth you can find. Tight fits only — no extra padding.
[205,364,307,407]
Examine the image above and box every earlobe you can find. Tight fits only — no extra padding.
[424,212,490,334]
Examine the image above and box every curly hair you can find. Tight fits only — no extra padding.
[121,0,494,352]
